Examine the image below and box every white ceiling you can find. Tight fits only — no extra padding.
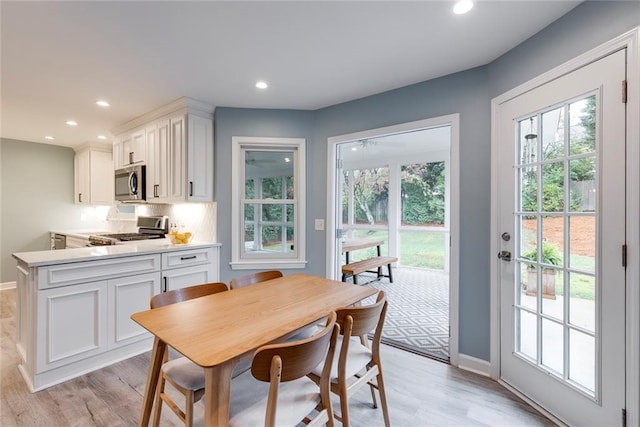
[1,1,580,149]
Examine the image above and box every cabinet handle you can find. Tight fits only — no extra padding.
[154,184,159,198]
[78,193,82,203]
[189,181,193,197]
[128,152,134,164]
[163,277,167,293]
[180,255,197,261]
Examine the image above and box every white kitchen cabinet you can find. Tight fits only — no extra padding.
[112,97,214,204]
[13,244,219,391]
[146,120,171,202]
[161,246,219,292]
[74,144,114,205]
[165,114,214,203]
[107,272,161,349]
[123,129,146,165]
[36,280,109,373]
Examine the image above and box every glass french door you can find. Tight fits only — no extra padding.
[497,50,626,425]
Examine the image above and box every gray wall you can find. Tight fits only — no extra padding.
[0,139,103,282]
[214,108,317,281]
[488,1,640,98]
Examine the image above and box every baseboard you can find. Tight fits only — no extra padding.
[458,353,491,377]
[0,281,16,291]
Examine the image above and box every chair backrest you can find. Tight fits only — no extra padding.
[150,282,229,309]
[251,311,339,383]
[336,291,387,339]
[229,270,283,290]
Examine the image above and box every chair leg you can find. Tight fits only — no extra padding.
[368,381,378,409]
[185,391,194,427]
[376,367,391,427]
[339,381,351,427]
[152,375,165,427]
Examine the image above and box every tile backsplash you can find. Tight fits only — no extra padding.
[103,202,217,242]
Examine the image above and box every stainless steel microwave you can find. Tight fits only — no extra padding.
[114,164,146,202]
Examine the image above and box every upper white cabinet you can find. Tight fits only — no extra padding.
[111,97,214,203]
[74,144,114,205]
[114,129,146,169]
[146,120,170,202]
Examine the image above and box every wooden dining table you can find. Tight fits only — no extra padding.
[131,273,377,427]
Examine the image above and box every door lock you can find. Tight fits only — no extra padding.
[497,251,512,262]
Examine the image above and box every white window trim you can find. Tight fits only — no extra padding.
[231,136,307,270]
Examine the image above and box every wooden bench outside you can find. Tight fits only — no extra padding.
[341,256,398,285]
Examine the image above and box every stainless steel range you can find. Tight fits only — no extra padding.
[89,215,169,246]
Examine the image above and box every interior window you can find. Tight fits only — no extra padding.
[231,137,306,269]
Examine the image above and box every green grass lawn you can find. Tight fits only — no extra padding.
[346,229,446,270]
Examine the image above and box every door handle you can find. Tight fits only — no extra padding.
[497,251,512,262]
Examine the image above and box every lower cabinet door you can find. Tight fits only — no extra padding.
[162,264,216,293]
[108,272,161,349]
[37,281,108,372]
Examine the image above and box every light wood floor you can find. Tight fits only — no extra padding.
[0,289,556,426]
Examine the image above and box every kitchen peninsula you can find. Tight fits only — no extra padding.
[12,240,220,392]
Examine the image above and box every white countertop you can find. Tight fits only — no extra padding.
[13,240,220,267]
[50,229,111,239]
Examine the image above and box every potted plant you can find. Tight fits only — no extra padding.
[522,242,562,299]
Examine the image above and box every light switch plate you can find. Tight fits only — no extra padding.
[314,219,325,231]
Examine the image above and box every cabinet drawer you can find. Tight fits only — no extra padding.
[38,254,161,289]
[162,247,214,270]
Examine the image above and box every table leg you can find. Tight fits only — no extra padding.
[138,337,167,427]
[203,360,236,427]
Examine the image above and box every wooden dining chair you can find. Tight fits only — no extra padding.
[229,312,340,427]
[309,291,390,427]
[229,270,283,289]
[149,282,229,427]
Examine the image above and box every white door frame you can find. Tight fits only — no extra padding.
[326,114,460,366]
[490,27,640,425]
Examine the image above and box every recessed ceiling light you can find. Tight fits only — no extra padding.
[45,135,55,140]
[66,120,78,126]
[96,100,110,107]
[256,81,268,89]
[453,0,473,14]
[97,135,107,140]
[351,147,358,151]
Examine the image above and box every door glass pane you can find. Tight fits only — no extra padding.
[568,272,595,333]
[569,329,595,394]
[542,268,562,319]
[519,116,538,165]
[352,167,389,225]
[400,162,445,226]
[512,94,599,398]
[542,318,564,375]
[569,157,596,213]
[519,166,538,212]
[541,217,564,267]
[519,214,537,261]
[542,162,564,212]
[519,262,536,311]
[517,309,537,361]
[542,106,565,161]
[569,215,595,272]
[569,95,596,154]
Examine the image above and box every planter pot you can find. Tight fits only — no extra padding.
[526,269,557,300]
